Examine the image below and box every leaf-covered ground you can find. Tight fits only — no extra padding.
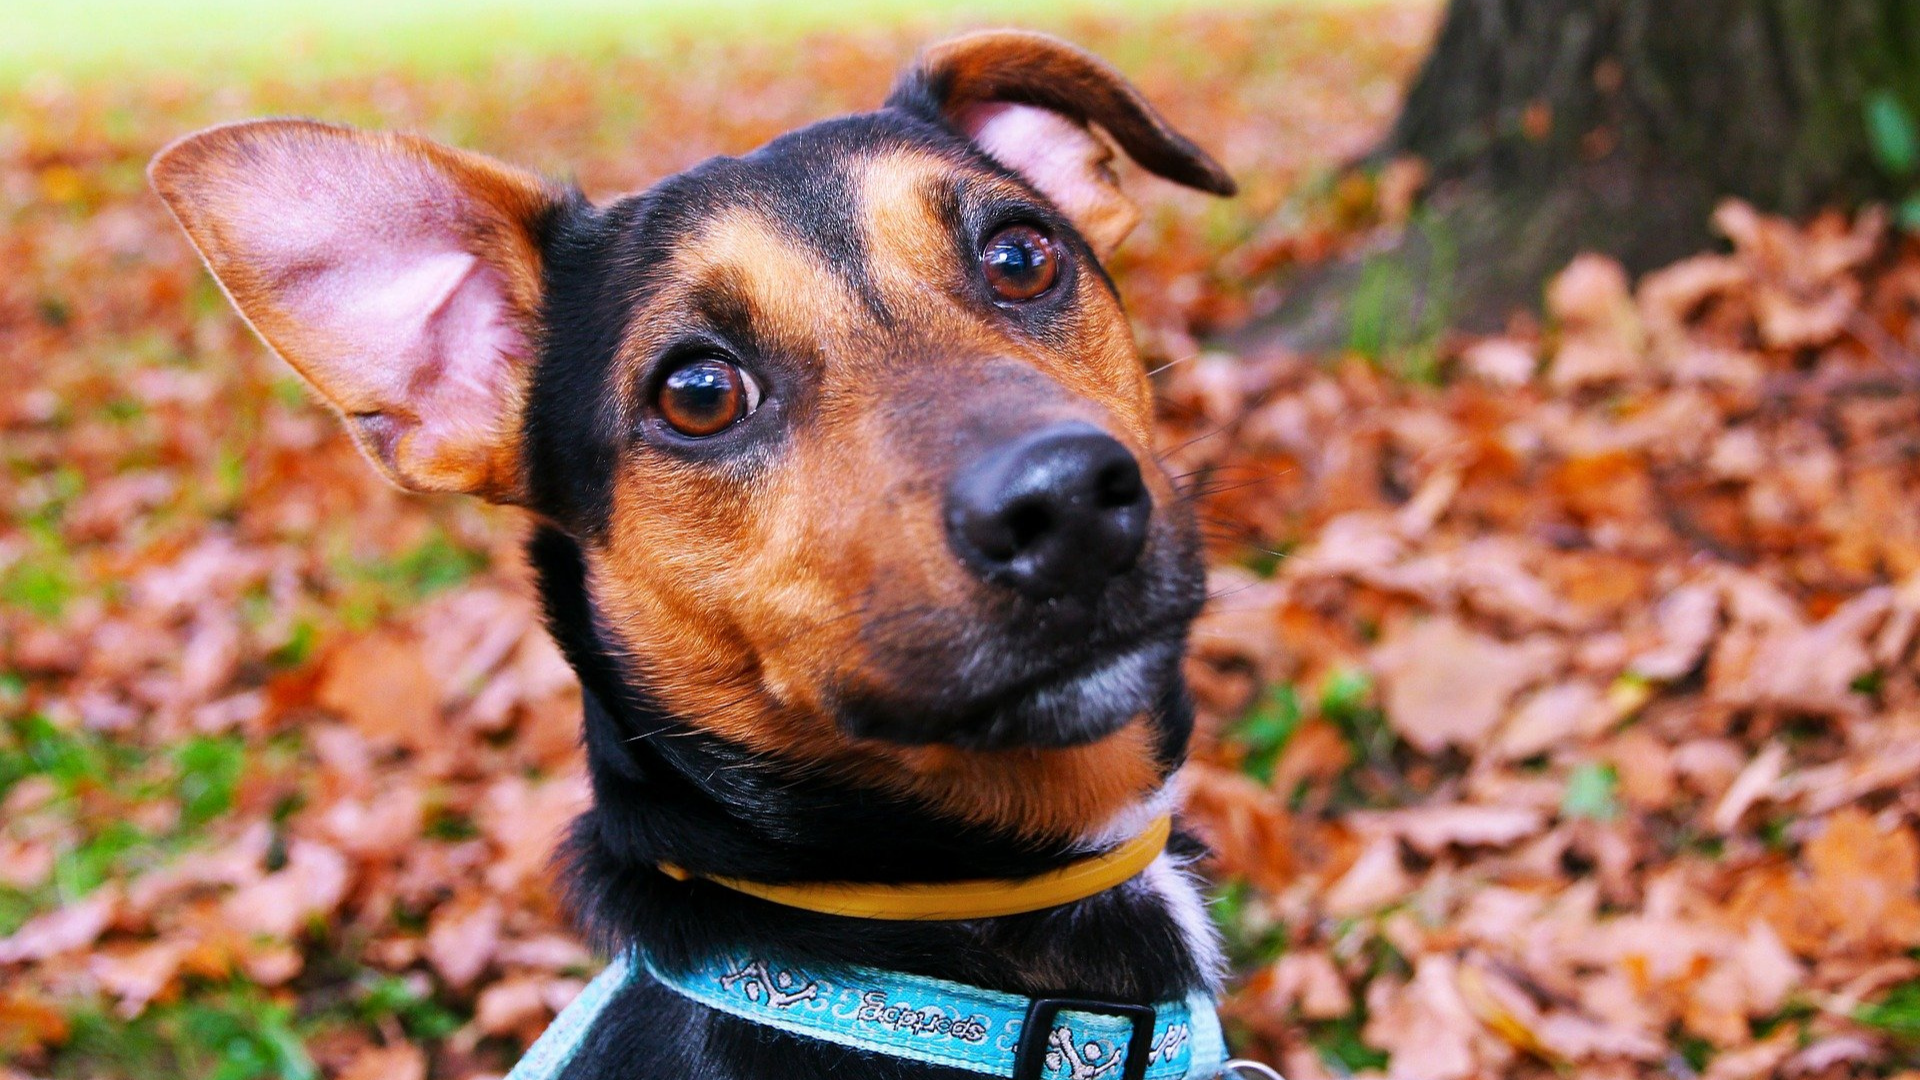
[8,5,1920,1080]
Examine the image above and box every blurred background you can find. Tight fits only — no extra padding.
[6,2,1920,1078]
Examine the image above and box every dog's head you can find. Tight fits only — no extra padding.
[151,31,1234,841]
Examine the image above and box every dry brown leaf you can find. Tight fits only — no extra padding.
[220,841,350,940]
[0,890,117,964]
[1256,950,1352,1021]
[1702,1028,1797,1080]
[1363,955,1485,1080]
[427,894,503,991]
[1711,742,1788,834]
[321,785,426,859]
[1784,1035,1879,1076]
[494,934,593,972]
[0,839,54,892]
[1496,681,1605,761]
[480,775,591,896]
[1372,617,1560,754]
[471,974,553,1037]
[1532,1012,1664,1063]
[1350,804,1546,854]
[1459,338,1537,386]
[1637,253,1749,347]
[338,1043,427,1080]
[1322,837,1412,917]
[1183,765,1296,890]
[1710,590,1888,715]
[1631,583,1721,682]
[0,988,70,1057]
[1547,255,1646,391]
[1454,959,1549,1060]
[1804,809,1920,953]
[316,630,445,752]
[89,939,189,1018]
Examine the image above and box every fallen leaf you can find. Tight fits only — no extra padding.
[428,894,503,991]
[1804,808,1920,953]
[1323,837,1412,917]
[1496,681,1604,761]
[1364,956,1483,1080]
[316,630,445,751]
[0,988,70,1057]
[1710,742,1787,834]
[221,841,350,940]
[1372,618,1560,754]
[89,939,189,1017]
[0,891,117,964]
[338,1043,427,1080]
[1256,950,1352,1021]
[1350,805,1546,854]
[1631,583,1721,681]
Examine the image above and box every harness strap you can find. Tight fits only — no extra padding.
[503,953,631,1080]
[504,952,1226,1080]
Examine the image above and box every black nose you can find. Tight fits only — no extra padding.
[945,422,1152,599]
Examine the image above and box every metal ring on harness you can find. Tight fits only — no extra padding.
[1221,1061,1287,1080]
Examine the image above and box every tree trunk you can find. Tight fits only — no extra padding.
[1237,0,1920,350]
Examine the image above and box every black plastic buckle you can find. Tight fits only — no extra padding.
[1012,997,1157,1080]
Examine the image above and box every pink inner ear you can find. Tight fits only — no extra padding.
[154,121,555,496]
[956,103,1140,255]
[289,245,523,444]
[223,143,527,451]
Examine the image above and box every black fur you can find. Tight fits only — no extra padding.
[517,102,1217,1080]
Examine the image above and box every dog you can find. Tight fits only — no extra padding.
[150,29,1238,1080]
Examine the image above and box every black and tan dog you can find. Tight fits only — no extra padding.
[151,30,1238,1080]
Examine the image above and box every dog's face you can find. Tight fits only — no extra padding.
[151,32,1234,840]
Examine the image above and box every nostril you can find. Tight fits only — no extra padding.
[1003,499,1054,553]
[945,421,1154,598]
[1093,459,1145,509]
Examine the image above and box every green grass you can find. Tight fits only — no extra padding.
[1227,683,1303,785]
[0,0,1391,86]
[1561,761,1622,823]
[0,717,248,930]
[1859,980,1920,1041]
[54,985,317,1080]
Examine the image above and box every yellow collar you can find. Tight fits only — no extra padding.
[657,814,1171,921]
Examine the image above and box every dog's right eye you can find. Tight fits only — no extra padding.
[981,224,1059,302]
[656,358,760,437]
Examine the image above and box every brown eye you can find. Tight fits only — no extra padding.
[981,225,1059,301]
[656,358,758,437]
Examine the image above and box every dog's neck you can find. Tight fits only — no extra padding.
[529,527,1220,1004]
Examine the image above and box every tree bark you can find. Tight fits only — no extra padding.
[1237,0,1920,349]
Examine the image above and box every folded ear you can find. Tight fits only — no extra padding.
[149,119,564,502]
[892,30,1236,257]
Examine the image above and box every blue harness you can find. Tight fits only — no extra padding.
[505,951,1227,1080]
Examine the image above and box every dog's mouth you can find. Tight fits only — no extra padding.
[831,490,1207,751]
[835,629,1188,750]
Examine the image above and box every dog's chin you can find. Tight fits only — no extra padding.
[837,637,1183,751]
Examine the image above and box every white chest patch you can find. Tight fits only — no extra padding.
[1078,771,1224,990]
[1141,852,1226,992]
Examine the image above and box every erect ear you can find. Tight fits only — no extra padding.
[149,119,564,503]
[893,30,1236,258]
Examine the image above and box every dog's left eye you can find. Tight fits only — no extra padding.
[656,358,761,437]
[981,225,1059,301]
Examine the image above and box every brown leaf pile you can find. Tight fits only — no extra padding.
[10,5,1920,1080]
[1170,203,1920,1079]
